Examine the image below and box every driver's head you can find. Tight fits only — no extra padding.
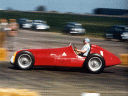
[83,38,90,44]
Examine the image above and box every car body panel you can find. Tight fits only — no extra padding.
[11,44,121,68]
[90,44,121,66]
[18,45,86,67]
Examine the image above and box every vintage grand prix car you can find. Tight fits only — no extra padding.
[10,44,121,73]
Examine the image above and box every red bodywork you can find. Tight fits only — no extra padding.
[16,44,121,67]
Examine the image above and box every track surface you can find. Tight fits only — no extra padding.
[0,29,128,96]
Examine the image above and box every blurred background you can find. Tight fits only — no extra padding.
[0,0,127,37]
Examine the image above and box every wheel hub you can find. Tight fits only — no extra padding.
[88,57,102,72]
[21,58,29,65]
[18,54,32,68]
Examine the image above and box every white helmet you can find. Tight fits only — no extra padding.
[84,38,90,43]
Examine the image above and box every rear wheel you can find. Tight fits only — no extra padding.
[15,51,35,70]
[85,54,105,73]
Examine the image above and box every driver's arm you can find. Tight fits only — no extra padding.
[76,48,87,53]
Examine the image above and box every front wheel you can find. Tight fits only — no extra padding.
[85,54,105,73]
[15,51,35,70]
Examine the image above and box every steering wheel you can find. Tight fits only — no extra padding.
[73,45,79,55]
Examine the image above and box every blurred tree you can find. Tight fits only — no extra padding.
[35,5,46,11]
[6,7,14,11]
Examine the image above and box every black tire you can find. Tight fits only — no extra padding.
[84,54,105,73]
[14,51,35,70]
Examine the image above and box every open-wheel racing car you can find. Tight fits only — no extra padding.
[10,44,121,73]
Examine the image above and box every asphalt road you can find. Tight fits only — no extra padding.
[16,29,128,57]
[0,29,128,96]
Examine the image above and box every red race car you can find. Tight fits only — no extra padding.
[10,44,121,73]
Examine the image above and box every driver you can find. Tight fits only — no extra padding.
[74,38,90,57]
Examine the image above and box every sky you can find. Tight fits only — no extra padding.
[0,0,128,14]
